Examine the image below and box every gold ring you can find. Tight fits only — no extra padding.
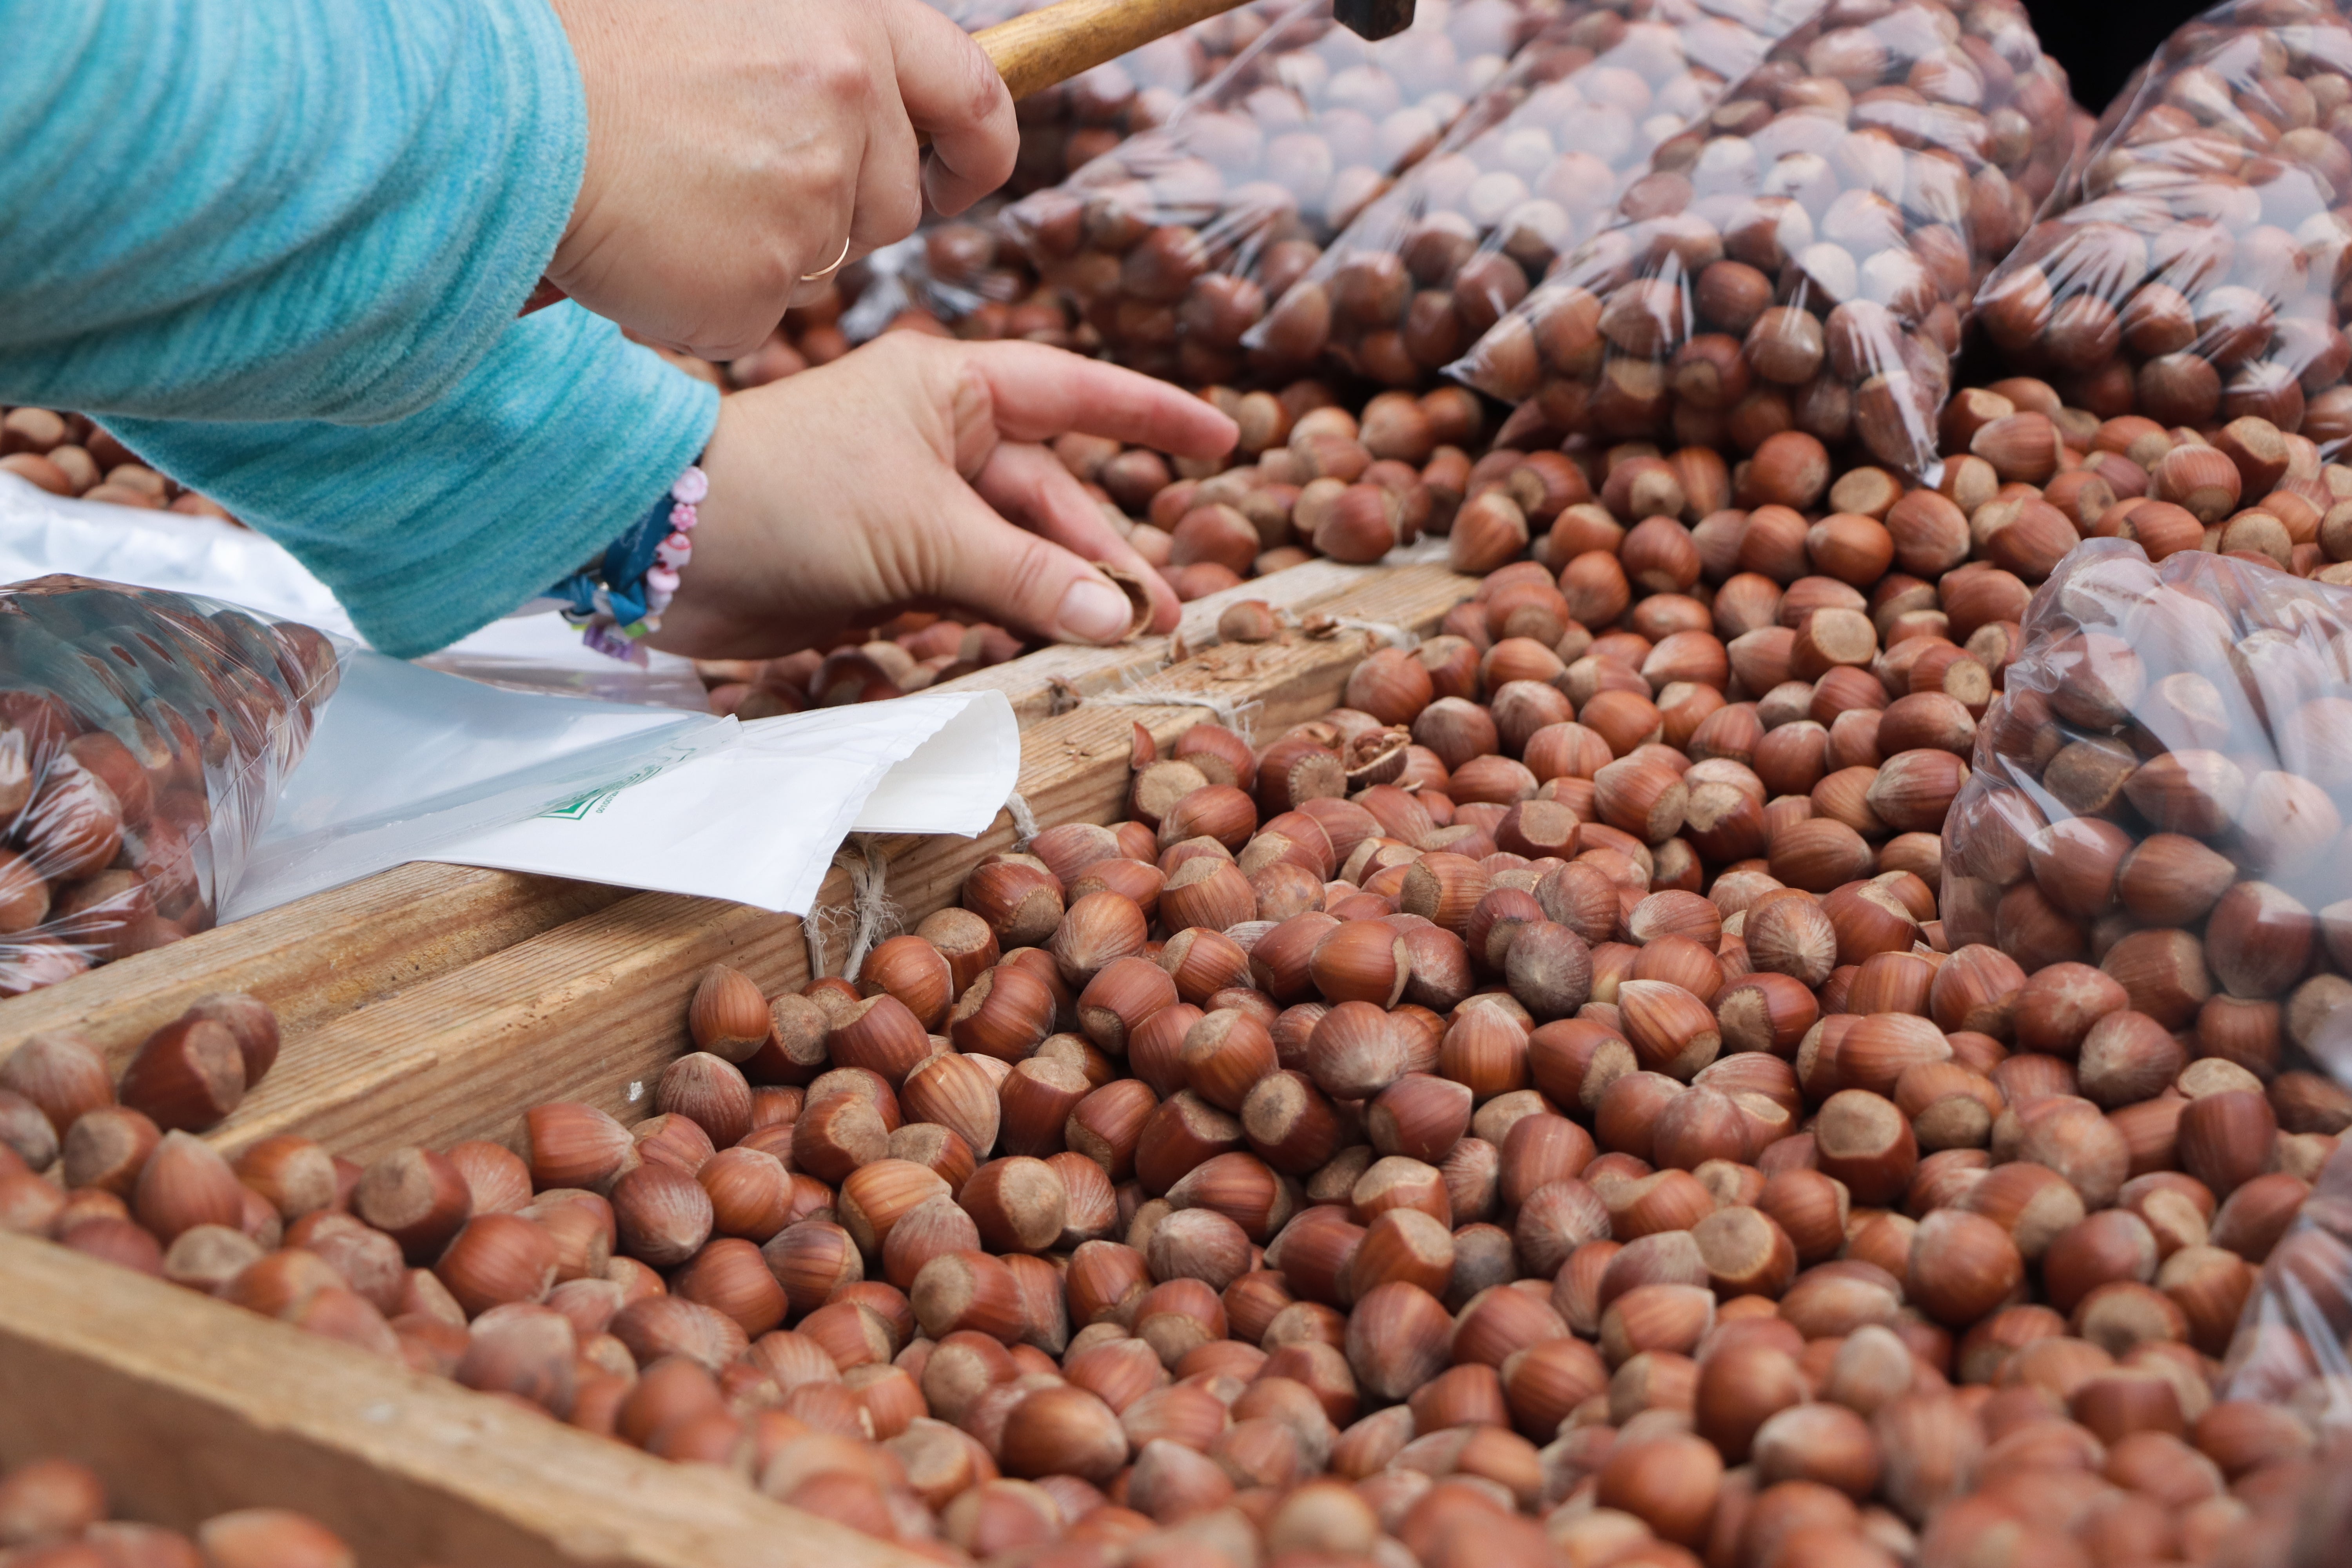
[801,235,853,282]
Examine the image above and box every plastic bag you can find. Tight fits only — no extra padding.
[1968,0,2352,450]
[1002,0,1552,385]
[1245,0,1822,388]
[814,7,1296,347]
[1939,540,2352,1063]
[0,472,715,711]
[1448,0,2073,475]
[2218,1138,2352,1437]
[0,575,343,993]
[229,648,724,917]
[2177,1132,2352,1568]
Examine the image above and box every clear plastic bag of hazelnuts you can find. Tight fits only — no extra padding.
[1970,0,2352,448]
[1243,0,1824,389]
[1000,0,1555,385]
[871,4,1296,341]
[0,575,343,997]
[2218,1139,2352,1448]
[1447,0,2075,476]
[1940,538,2352,1072]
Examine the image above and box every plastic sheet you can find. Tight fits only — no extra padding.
[1447,0,2073,475]
[1968,0,2352,450]
[1002,0,1552,385]
[1247,0,1823,388]
[0,575,343,994]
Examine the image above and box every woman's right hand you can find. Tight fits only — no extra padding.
[649,336,1240,660]
[546,0,1017,361]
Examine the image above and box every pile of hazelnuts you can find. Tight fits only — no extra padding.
[0,406,232,519]
[0,1457,359,1568]
[15,439,2352,1568]
[693,614,1032,720]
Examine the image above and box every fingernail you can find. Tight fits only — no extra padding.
[1057,577,1132,643]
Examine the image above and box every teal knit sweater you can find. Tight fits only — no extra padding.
[0,0,720,657]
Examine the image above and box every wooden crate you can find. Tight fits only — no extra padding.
[0,558,1476,1562]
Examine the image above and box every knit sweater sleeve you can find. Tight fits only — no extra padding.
[0,0,723,656]
[104,307,721,660]
[0,0,586,422]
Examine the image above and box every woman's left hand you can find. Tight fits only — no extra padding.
[649,336,1238,659]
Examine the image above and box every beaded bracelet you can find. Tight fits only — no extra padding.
[543,464,706,663]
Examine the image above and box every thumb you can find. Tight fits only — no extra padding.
[923,486,1142,645]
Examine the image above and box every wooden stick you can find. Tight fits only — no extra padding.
[0,1233,929,1568]
[975,0,1256,103]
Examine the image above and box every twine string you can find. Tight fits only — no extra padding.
[802,834,898,981]
[1005,790,1041,852]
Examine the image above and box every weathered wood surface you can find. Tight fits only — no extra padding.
[927,554,1405,725]
[0,866,626,1070]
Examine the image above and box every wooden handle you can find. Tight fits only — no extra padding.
[973,0,1255,103]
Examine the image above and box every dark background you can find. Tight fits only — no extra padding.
[2026,0,2214,116]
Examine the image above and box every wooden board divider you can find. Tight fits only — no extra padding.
[0,1233,931,1568]
[0,554,1414,1073]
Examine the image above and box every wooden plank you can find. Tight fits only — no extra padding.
[203,562,1475,1163]
[0,557,1408,1069]
[0,1233,927,1568]
[0,865,626,1070]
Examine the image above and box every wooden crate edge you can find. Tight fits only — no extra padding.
[0,1233,936,1568]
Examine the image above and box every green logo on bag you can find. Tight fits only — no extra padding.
[537,759,674,820]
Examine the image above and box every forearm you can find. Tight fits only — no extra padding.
[0,0,583,425]
[105,307,719,659]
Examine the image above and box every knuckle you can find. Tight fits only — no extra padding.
[753,250,797,300]
[878,189,924,245]
[810,47,873,107]
[802,145,857,202]
[960,47,1010,130]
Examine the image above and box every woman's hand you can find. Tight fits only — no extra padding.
[650,336,1239,659]
[547,0,1015,361]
